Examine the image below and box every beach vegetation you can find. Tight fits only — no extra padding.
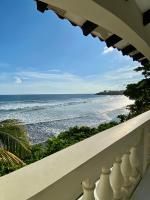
[0,119,31,176]
[27,122,118,164]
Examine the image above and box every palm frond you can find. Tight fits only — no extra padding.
[0,119,31,159]
[0,147,25,167]
[0,130,31,159]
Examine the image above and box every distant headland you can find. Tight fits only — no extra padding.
[96,90,124,95]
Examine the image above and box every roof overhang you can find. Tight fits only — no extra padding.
[35,0,150,65]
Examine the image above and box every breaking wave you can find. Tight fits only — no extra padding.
[0,100,88,112]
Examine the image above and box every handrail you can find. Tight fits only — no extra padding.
[0,111,150,200]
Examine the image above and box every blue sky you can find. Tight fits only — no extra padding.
[0,0,142,94]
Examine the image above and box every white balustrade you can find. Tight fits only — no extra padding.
[0,111,150,200]
[111,157,123,200]
[120,151,132,199]
[121,151,132,188]
[96,167,113,200]
[130,146,140,184]
[143,125,150,173]
[81,179,95,200]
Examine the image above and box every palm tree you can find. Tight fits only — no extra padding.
[0,119,31,169]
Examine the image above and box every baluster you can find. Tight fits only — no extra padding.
[143,125,150,173]
[130,146,140,184]
[111,157,123,200]
[121,151,132,198]
[96,167,113,200]
[82,179,95,200]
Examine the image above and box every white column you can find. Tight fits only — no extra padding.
[143,125,150,173]
[130,146,140,184]
[82,179,95,200]
[121,151,132,188]
[96,167,113,200]
[111,157,123,200]
[121,151,132,199]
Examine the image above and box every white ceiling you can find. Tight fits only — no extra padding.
[134,0,150,12]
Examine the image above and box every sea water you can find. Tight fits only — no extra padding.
[0,94,133,144]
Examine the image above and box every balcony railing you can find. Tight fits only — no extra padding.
[0,111,150,200]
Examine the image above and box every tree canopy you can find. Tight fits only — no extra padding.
[123,62,150,118]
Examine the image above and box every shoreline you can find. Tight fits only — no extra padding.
[26,106,128,144]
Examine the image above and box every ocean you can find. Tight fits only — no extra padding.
[0,94,133,144]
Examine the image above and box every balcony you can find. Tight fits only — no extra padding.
[0,110,150,200]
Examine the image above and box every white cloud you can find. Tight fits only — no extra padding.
[14,76,22,84]
[83,65,142,90]
[17,71,79,82]
[103,65,141,81]
[102,46,114,54]
[0,65,142,94]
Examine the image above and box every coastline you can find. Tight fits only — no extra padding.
[26,106,129,144]
[0,94,132,144]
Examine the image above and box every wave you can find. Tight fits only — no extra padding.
[0,100,88,112]
[26,106,128,126]
[26,115,90,125]
[0,95,131,113]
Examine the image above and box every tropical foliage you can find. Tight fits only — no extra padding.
[27,122,118,164]
[123,62,150,119]
[0,119,31,175]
